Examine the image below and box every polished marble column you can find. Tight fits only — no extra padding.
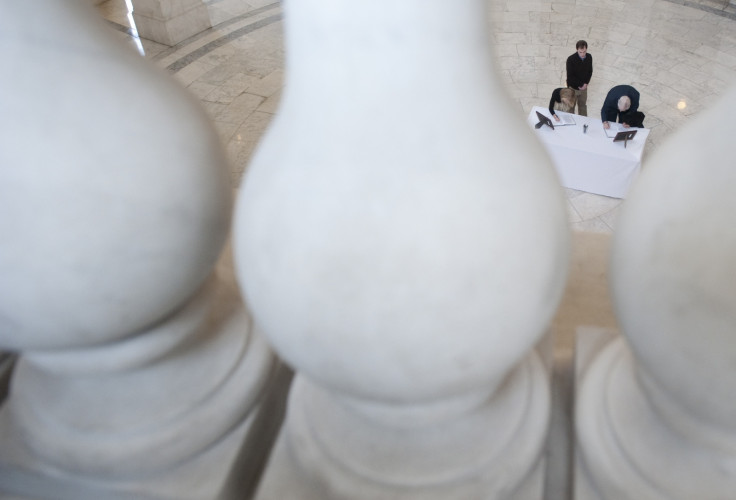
[131,0,211,46]
[234,0,570,498]
[576,86,736,499]
[0,1,274,498]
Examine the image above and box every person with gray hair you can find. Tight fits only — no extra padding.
[601,84,640,129]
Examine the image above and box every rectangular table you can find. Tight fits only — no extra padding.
[527,106,649,198]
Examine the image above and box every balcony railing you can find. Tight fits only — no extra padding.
[1,1,735,499]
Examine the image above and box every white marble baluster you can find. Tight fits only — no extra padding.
[576,86,736,499]
[234,0,570,498]
[130,0,211,46]
[0,1,274,498]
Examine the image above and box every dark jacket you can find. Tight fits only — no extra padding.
[601,85,640,123]
[566,53,593,89]
[548,88,563,116]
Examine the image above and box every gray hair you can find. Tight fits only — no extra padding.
[618,96,631,112]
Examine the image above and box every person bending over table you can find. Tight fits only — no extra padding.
[601,84,640,129]
[548,88,577,122]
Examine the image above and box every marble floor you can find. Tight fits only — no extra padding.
[96,0,736,235]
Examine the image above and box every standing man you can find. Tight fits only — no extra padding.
[566,40,593,116]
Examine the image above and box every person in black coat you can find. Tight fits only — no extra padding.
[548,88,577,121]
[566,40,593,116]
[601,85,640,129]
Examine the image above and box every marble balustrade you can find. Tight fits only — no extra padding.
[1,0,736,499]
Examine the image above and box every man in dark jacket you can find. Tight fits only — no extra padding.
[601,85,640,129]
[566,40,593,116]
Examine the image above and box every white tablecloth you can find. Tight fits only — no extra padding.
[527,106,649,198]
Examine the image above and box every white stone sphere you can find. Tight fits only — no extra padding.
[0,3,232,350]
[611,87,736,437]
[235,4,570,399]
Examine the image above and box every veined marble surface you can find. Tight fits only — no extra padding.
[96,0,736,234]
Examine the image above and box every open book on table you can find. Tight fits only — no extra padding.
[553,112,576,126]
[603,121,635,137]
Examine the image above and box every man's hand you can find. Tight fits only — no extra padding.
[553,114,561,122]
[603,121,610,129]
[580,83,588,90]
[622,123,631,128]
